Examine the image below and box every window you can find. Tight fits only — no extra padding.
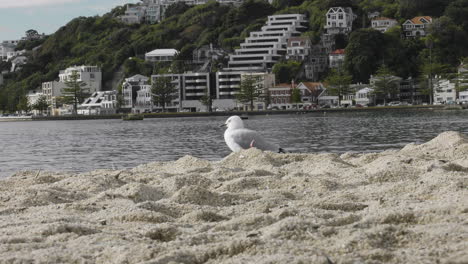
[338,14,343,19]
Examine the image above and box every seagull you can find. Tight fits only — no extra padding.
[222,115,285,153]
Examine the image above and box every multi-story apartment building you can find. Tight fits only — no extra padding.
[269,83,293,109]
[434,78,457,104]
[227,14,308,71]
[121,74,151,110]
[41,81,66,110]
[403,16,432,38]
[59,65,102,93]
[140,71,275,112]
[371,17,398,33]
[324,7,357,35]
[286,37,311,61]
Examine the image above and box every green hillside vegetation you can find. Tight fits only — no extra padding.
[1,0,468,112]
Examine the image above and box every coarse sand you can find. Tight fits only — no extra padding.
[0,131,467,264]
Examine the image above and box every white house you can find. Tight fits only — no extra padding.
[78,91,118,115]
[329,49,345,69]
[324,7,357,35]
[59,65,102,93]
[145,49,178,63]
[434,78,456,104]
[402,16,432,38]
[355,87,375,106]
[371,17,398,33]
[286,37,311,61]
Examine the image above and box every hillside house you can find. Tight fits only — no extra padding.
[324,7,357,35]
[371,17,398,33]
[403,16,432,37]
[145,49,178,63]
[329,49,345,69]
[286,37,311,61]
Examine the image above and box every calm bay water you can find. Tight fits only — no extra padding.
[1,109,468,178]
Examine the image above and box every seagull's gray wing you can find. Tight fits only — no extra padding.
[230,128,280,152]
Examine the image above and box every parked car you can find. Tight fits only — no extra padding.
[388,101,401,106]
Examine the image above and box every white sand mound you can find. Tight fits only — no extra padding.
[0,131,467,263]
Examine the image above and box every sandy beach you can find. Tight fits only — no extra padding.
[0,131,467,263]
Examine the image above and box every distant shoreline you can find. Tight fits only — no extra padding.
[0,105,457,122]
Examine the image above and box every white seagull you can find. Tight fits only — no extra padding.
[222,115,285,153]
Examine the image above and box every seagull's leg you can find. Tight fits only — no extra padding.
[250,139,255,148]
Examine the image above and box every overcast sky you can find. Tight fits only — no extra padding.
[0,0,139,41]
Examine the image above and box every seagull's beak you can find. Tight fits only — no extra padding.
[220,123,227,128]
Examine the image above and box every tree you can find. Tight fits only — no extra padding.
[32,95,49,115]
[372,65,400,105]
[199,89,214,112]
[291,86,302,108]
[151,76,178,112]
[344,29,386,83]
[272,60,302,83]
[16,93,30,114]
[61,70,90,115]
[325,68,352,106]
[236,74,263,111]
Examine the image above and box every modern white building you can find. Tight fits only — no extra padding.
[324,7,357,35]
[371,17,398,33]
[59,65,102,93]
[433,78,456,104]
[41,81,67,110]
[145,49,178,63]
[286,37,311,61]
[402,16,432,38]
[78,91,118,115]
[227,14,308,71]
[329,49,345,69]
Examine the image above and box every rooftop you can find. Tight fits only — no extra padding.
[146,49,178,56]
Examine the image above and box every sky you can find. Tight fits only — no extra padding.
[0,0,139,41]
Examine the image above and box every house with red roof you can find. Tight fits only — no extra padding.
[402,16,432,37]
[329,49,345,69]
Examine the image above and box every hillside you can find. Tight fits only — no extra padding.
[1,0,467,112]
